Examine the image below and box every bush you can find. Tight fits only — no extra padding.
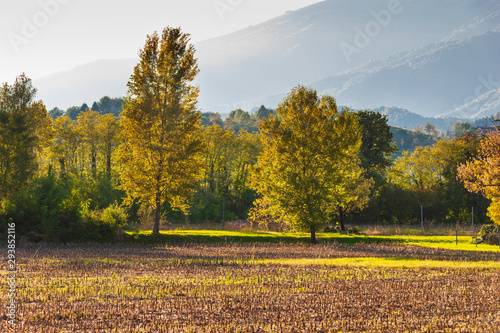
[0,174,83,242]
[101,203,128,228]
[479,224,500,245]
[0,174,129,242]
[83,203,129,241]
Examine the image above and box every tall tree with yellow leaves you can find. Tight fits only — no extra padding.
[77,110,101,178]
[119,27,204,234]
[98,113,120,179]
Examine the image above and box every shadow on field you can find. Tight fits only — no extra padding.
[126,230,400,246]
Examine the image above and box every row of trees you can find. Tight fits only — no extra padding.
[1,26,498,243]
[49,96,125,120]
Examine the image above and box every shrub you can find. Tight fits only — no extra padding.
[101,203,128,228]
[0,174,82,242]
[82,203,129,241]
[479,224,500,245]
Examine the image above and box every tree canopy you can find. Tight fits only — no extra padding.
[251,86,361,243]
[458,130,500,224]
[0,74,51,197]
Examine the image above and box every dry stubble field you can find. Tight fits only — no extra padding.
[2,241,500,332]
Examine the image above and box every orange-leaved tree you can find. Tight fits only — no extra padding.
[458,129,500,224]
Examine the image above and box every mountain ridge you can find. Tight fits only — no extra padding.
[28,0,500,123]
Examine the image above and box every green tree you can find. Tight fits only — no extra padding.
[49,107,64,119]
[65,106,81,120]
[99,96,112,112]
[200,112,224,127]
[329,157,374,231]
[91,101,101,112]
[354,110,397,178]
[0,74,51,197]
[454,121,475,137]
[388,146,443,209]
[224,109,257,132]
[194,125,261,223]
[251,86,361,243]
[384,135,487,224]
[119,26,204,234]
[434,134,486,223]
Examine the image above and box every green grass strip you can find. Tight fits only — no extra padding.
[126,229,500,252]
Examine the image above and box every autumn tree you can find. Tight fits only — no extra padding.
[424,121,438,136]
[98,113,120,178]
[77,110,101,178]
[193,125,261,222]
[50,116,80,177]
[119,27,204,234]
[384,135,487,224]
[0,74,51,197]
[458,130,500,224]
[251,86,361,243]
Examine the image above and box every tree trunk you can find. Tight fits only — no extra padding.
[153,193,161,235]
[106,152,111,179]
[310,225,317,244]
[91,152,97,178]
[59,158,66,178]
[338,206,346,231]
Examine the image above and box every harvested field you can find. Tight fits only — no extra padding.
[3,242,500,332]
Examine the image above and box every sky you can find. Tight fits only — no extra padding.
[1,0,324,82]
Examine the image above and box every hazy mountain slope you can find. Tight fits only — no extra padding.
[308,30,500,117]
[33,59,136,110]
[438,87,500,119]
[196,0,498,110]
[31,0,499,118]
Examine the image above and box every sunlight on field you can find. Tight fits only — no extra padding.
[257,257,500,270]
[127,229,500,253]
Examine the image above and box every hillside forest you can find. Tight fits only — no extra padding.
[1,27,499,243]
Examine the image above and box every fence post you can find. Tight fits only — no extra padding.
[421,206,424,236]
[472,207,474,233]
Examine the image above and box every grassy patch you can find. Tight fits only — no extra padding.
[126,229,500,252]
[127,229,312,244]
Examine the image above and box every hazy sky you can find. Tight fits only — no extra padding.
[1,0,324,82]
